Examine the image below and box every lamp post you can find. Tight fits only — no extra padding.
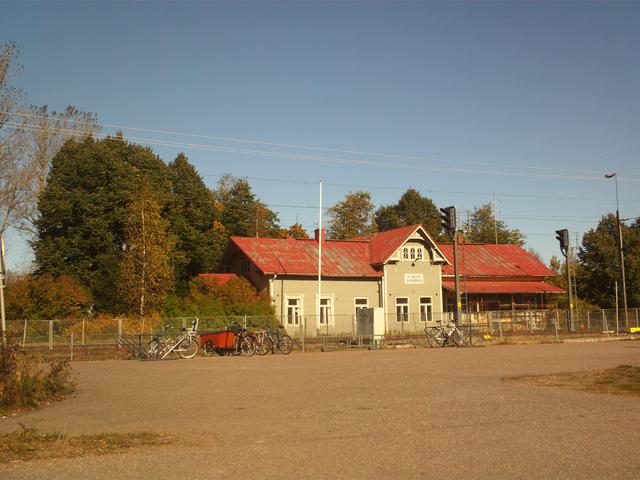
[605,172,628,327]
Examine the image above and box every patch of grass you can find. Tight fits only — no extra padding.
[506,364,640,396]
[0,425,174,463]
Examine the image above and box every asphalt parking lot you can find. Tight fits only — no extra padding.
[2,341,640,480]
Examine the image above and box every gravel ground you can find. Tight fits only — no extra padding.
[2,341,640,479]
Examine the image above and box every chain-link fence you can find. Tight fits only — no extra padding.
[4,307,639,357]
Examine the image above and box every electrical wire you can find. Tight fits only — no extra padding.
[3,114,639,182]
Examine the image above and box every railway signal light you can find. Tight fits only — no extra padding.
[555,229,569,256]
[440,206,456,238]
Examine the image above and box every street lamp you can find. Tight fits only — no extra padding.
[605,172,628,327]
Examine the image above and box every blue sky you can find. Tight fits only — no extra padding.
[2,1,639,270]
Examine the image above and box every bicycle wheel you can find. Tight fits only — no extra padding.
[147,339,160,358]
[278,335,293,354]
[426,328,445,348]
[202,341,216,357]
[178,337,199,359]
[240,338,254,357]
[255,337,273,356]
[452,329,468,347]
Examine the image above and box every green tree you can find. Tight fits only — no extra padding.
[375,188,441,239]
[33,135,172,311]
[327,191,377,240]
[118,183,175,317]
[577,214,640,308]
[465,203,525,245]
[217,175,280,238]
[167,153,223,292]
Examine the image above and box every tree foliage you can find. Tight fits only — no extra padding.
[282,223,309,239]
[118,183,175,317]
[327,191,377,240]
[0,42,98,237]
[577,214,640,308]
[375,188,441,239]
[217,174,280,238]
[163,276,273,317]
[464,203,525,245]
[5,273,91,320]
[33,135,172,311]
[167,153,224,293]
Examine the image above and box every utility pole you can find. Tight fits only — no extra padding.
[441,206,462,326]
[492,193,498,244]
[555,229,574,331]
[0,234,6,345]
[605,173,629,327]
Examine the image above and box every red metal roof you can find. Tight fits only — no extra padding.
[198,273,239,285]
[230,236,382,277]
[369,224,421,265]
[438,243,556,278]
[442,280,564,294]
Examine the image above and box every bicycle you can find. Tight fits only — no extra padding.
[147,318,200,359]
[256,325,293,354]
[231,327,254,357]
[425,320,468,348]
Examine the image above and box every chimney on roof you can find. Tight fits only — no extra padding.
[314,228,325,242]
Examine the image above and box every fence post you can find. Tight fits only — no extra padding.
[117,318,123,347]
[82,319,85,345]
[586,310,591,332]
[48,320,53,351]
[602,310,610,339]
[300,317,305,353]
[22,319,27,347]
[498,313,503,343]
[554,313,559,343]
[243,315,247,330]
[70,333,74,361]
[636,308,639,328]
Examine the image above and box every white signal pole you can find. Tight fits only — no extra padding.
[317,181,323,327]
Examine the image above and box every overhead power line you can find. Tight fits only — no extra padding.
[3,113,639,182]
[203,173,640,204]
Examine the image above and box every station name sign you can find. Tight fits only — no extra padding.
[404,273,423,284]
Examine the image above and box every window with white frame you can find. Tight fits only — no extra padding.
[420,297,432,323]
[286,297,302,326]
[319,297,333,325]
[402,247,409,260]
[416,248,423,261]
[395,297,409,323]
[354,297,369,318]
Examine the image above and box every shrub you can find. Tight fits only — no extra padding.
[162,276,273,317]
[6,274,92,320]
[0,337,75,414]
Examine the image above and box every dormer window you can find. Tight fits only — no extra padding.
[401,246,424,261]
